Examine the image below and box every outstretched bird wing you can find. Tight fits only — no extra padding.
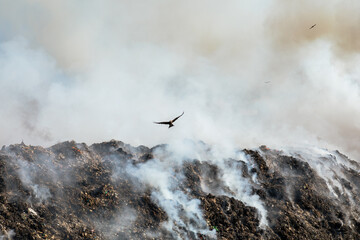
[171,112,184,122]
[154,121,170,125]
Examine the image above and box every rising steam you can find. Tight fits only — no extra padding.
[0,0,359,159]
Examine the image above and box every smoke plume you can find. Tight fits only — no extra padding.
[0,0,359,159]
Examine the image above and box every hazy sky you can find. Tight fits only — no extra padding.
[0,0,359,158]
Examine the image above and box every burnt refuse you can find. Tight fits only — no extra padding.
[0,140,359,239]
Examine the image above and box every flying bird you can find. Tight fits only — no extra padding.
[154,112,184,128]
[309,24,316,29]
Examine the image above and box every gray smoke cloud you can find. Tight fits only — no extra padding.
[0,0,359,158]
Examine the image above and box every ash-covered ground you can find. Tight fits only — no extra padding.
[0,140,360,240]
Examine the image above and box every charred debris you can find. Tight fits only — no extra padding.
[0,140,360,239]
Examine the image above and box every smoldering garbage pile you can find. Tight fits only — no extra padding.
[0,140,360,240]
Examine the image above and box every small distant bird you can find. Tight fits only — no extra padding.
[309,24,316,29]
[154,112,184,128]
[264,81,271,84]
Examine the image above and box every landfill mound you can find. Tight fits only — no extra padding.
[0,140,360,239]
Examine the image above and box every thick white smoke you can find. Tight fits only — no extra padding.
[12,155,52,203]
[0,0,359,159]
[94,207,138,239]
[187,142,269,227]
[0,229,15,240]
[124,149,216,238]
[283,146,358,201]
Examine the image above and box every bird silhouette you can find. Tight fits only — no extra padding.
[309,24,316,29]
[154,112,184,128]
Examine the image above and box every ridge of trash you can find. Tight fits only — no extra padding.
[0,140,359,239]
